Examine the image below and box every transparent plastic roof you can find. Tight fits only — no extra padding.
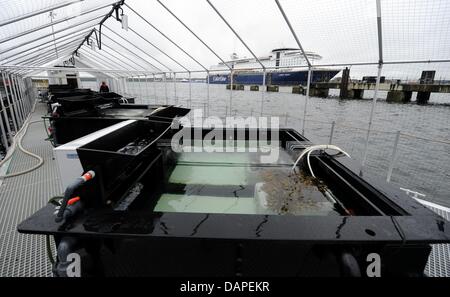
[0,0,449,76]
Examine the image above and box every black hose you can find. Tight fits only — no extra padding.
[55,171,95,223]
[55,177,84,223]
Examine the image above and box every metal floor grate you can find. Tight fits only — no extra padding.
[415,198,450,277]
[0,102,448,277]
[0,103,61,277]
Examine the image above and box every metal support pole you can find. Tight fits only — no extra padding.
[15,76,27,118]
[2,72,18,132]
[91,45,143,71]
[275,0,312,68]
[144,75,150,104]
[157,0,232,71]
[206,71,210,117]
[261,69,266,116]
[302,68,312,135]
[130,76,139,97]
[173,73,177,104]
[103,27,169,72]
[361,0,384,173]
[139,75,145,103]
[0,96,9,149]
[164,73,168,105]
[114,78,119,93]
[1,28,90,63]
[20,78,28,114]
[0,0,83,27]
[15,76,26,117]
[361,64,383,172]
[12,75,25,125]
[153,74,157,104]
[127,26,188,72]
[123,77,128,96]
[329,121,336,144]
[108,78,113,92]
[116,77,121,95]
[4,35,85,65]
[0,17,103,56]
[24,78,32,113]
[9,73,24,126]
[229,70,233,113]
[188,72,192,109]
[13,44,73,68]
[386,131,401,182]
[0,3,112,45]
[207,0,265,70]
[125,3,208,72]
[0,77,12,139]
[101,33,161,71]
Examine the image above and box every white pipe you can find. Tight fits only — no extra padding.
[0,101,44,179]
[291,144,350,173]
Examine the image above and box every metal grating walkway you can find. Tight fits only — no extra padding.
[417,199,450,277]
[0,103,61,277]
[0,102,449,277]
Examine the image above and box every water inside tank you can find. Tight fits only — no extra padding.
[154,141,341,216]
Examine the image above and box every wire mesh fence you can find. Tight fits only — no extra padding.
[109,73,450,208]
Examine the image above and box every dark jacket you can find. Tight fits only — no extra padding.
[99,85,109,93]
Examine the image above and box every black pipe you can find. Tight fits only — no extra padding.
[53,237,79,277]
[55,170,95,223]
[340,252,361,277]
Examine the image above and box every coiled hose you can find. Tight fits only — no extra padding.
[0,101,44,179]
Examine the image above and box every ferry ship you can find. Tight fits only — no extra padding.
[207,48,340,85]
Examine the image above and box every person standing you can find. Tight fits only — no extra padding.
[99,81,110,93]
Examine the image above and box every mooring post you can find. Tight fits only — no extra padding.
[340,67,350,99]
